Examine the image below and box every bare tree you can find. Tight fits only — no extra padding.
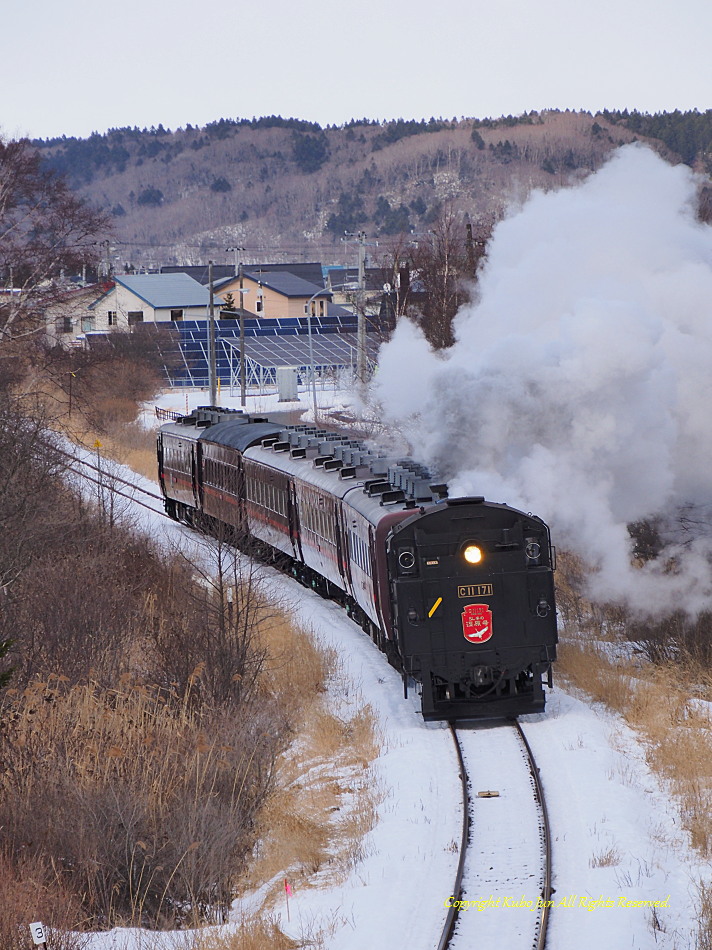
[151,524,279,709]
[0,136,109,345]
[0,404,67,598]
[378,208,493,350]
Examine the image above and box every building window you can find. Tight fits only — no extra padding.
[81,317,93,333]
[255,297,263,313]
[107,311,117,326]
[170,309,184,321]
[57,316,72,334]
[128,311,144,326]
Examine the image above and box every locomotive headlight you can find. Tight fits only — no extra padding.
[463,543,483,565]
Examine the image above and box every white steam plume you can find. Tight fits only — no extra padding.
[370,145,712,615]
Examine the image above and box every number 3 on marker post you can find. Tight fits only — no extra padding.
[30,922,46,946]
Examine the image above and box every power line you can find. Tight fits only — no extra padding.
[50,441,170,520]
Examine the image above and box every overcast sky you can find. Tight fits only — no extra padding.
[3,0,711,141]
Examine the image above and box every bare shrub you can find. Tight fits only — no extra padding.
[42,327,166,438]
[0,402,69,596]
[241,621,382,905]
[626,611,712,667]
[148,532,277,709]
[0,444,290,929]
[0,850,88,950]
[0,681,282,928]
[1,486,166,687]
[555,550,630,640]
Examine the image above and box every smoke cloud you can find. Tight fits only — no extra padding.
[370,145,712,614]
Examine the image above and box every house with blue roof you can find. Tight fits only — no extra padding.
[86,273,221,335]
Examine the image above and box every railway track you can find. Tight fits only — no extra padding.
[61,444,554,947]
[440,720,552,950]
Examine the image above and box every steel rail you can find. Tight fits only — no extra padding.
[436,725,470,950]
[513,720,553,950]
[439,721,552,950]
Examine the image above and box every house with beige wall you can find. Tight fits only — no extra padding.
[216,271,331,319]
[45,283,108,345]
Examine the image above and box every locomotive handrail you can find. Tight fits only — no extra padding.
[155,407,183,421]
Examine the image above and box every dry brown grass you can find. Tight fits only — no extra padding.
[64,414,159,483]
[557,640,636,714]
[0,677,279,928]
[696,883,712,950]
[556,550,712,945]
[194,917,298,950]
[560,657,712,943]
[589,846,621,868]
[27,368,383,947]
[558,637,712,859]
[240,617,382,916]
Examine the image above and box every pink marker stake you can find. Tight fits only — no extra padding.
[284,878,293,921]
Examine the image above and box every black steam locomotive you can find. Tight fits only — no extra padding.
[157,407,557,721]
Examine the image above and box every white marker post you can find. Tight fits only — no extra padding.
[29,922,47,947]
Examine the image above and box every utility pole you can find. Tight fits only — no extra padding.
[226,246,247,404]
[238,262,246,407]
[357,231,366,382]
[342,230,377,384]
[226,245,244,278]
[208,260,217,406]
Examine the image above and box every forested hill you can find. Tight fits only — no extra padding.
[600,109,712,167]
[30,110,712,268]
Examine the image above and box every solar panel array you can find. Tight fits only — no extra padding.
[156,317,381,388]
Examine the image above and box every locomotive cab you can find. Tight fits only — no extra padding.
[387,496,558,721]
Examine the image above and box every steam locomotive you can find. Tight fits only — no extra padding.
[157,407,558,721]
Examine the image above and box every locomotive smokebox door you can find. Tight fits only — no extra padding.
[388,498,557,721]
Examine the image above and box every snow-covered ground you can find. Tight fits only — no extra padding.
[144,382,359,430]
[81,386,709,949]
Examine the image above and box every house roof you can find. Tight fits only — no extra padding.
[243,271,330,299]
[160,264,235,284]
[90,274,215,310]
[47,282,107,307]
[244,262,325,286]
